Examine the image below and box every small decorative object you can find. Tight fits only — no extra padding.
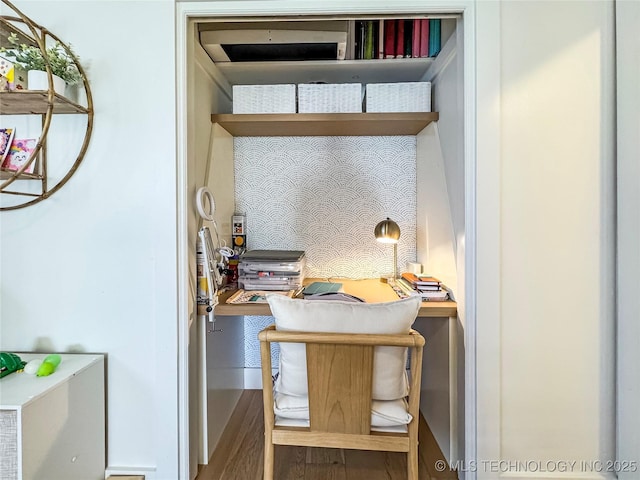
[0,55,27,91]
[2,137,38,173]
[374,217,401,281]
[0,32,81,94]
[36,353,62,377]
[0,352,26,378]
[0,127,16,163]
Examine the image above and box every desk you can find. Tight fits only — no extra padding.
[209,278,457,318]
[198,279,459,464]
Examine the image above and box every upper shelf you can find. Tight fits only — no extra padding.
[215,58,435,86]
[211,112,439,136]
[0,90,90,114]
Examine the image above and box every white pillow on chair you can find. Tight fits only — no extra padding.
[266,294,421,401]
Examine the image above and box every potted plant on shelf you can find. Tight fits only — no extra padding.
[0,32,81,95]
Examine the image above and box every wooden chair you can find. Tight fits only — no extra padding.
[259,325,425,480]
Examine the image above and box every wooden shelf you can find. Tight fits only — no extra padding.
[211,112,439,136]
[0,17,37,48]
[0,169,41,180]
[0,90,89,114]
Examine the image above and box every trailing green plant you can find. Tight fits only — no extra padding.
[1,32,81,85]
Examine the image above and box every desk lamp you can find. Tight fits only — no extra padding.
[374,217,401,281]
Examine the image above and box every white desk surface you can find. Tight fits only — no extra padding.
[0,353,103,409]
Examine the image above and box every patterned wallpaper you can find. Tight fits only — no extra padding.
[234,136,417,367]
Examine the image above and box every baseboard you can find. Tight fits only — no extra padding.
[244,367,277,389]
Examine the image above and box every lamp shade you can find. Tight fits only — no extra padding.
[374,218,401,244]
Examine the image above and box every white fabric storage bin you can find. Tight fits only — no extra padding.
[366,82,432,113]
[298,83,363,113]
[233,84,296,114]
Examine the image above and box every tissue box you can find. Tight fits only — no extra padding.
[366,82,431,113]
[233,84,296,114]
[298,83,362,113]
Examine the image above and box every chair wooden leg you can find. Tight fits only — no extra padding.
[407,446,418,480]
[263,435,274,480]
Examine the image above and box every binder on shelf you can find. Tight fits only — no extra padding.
[428,19,441,57]
[403,19,413,58]
[355,21,365,59]
[412,19,422,58]
[384,20,396,58]
[420,19,429,58]
[378,20,385,59]
[364,20,374,60]
[395,19,405,58]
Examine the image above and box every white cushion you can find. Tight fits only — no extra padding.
[274,391,413,427]
[266,294,421,400]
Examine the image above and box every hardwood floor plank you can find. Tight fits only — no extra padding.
[198,390,458,480]
[306,447,346,465]
[345,449,400,480]
[275,446,306,480]
[304,463,348,480]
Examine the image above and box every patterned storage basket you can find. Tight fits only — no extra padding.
[233,84,297,114]
[365,82,431,113]
[298,83,363,113]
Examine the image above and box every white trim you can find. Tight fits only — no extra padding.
[470,2,501,478]
[449,315,459,464]
[176,6,191,480]
[176,4,478,479]
[615,0,640,476]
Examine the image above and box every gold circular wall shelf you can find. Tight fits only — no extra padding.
[0,0,93,210]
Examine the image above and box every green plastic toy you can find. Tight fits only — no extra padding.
[36,354,62,377]
[0,352,26,378]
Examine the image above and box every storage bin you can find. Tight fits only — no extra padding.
[233,84,297,114]
[365,82,431,113]
[298,83,363,113]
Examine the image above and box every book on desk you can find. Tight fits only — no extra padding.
[396,274,450,301]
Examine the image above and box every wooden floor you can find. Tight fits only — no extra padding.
[197,390,458,480]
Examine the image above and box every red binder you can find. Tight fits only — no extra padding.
[412,19,422,58]
[395,19,405,58]
[420,19,429,57]
[384,20,396,58]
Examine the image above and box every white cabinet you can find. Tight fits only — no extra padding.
[0,354,105,480]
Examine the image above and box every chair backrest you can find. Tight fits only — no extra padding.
[266,294,422,401]
[306,341,374,434]
[259,327,425,435]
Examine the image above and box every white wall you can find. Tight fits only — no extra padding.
[476,1,616,478]
[616,1,640,476]
[0,2,178,479]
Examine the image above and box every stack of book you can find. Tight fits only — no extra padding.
[353,19,441,60]
[396,272,449,301]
